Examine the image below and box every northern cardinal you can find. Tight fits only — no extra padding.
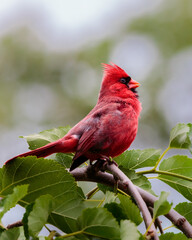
[6,63,141,171]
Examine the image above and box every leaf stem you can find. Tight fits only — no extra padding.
[117,188,131,198]
[138,169,192,182]
[153,146,170,170]
[45,224,52,233]
[134,145,170,176]
[97,198,105,207]
[85,199,101,202]
[144,218,155,237]
[86,186,99,199]
[137,169,156,175]
[147,176,158,180]
[48,230,58,238]
[156,170,192,182]
[162,224,174,232]
[0,222,5,229]
[59,230,84,238]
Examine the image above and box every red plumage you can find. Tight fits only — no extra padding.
[5,63,142,171]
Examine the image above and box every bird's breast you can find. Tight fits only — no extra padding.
[91,106,139,157]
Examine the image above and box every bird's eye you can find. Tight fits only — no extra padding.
[120,76,131,84]
[120,78,127,84]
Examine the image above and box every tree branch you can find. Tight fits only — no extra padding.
[71,166,192,238]
[105,163,158,239]
[137,187,192,237]
[6,220,23,229]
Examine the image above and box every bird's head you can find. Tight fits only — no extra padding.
[99,63,140,99]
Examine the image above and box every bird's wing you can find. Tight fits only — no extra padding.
[73,124,98,161]
[72,102,120,161]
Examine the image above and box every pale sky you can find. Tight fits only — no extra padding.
[0,0,163,50]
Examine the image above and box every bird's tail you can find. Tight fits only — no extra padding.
[5,140,61,165]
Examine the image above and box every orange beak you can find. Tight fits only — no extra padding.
[128,79,140,89]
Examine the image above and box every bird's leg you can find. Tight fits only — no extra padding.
[94,157,119,193]
[88,157,119,194]
[97,156,118,170]
[104,156,118,167]
[92,159,106,172]
[92,157,117,172]
[86,159,107,178]
[106,157,119,194]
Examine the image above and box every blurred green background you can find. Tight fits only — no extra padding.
[0,0,192,164]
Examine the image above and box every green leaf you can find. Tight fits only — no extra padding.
[103,191,117,205]
[54,152,73,168]
[158,155,192,201]
[120,220,140,240]
[118,194,142,226]
[188,123,192,153]
[0,225,5,234]
[0,228,20,240]
[22,203,34,240]
[77,208,120,240]
[153,191,172,218]
[0,157,85,219]
[55,237,81,240]
[159,232,189,240]
[21,126,71,150]
[38,237,50,240]
[139,235,146,240]
[28,194,55,237]
[174,202,192,224]
[17,227,27,240]
[0,184,28,219]
[119,168,153,192]
[104,202,127,224]
[98,168,153,195]
[115,149,161,170]
[97,183,113,194]
[169,123,192,152]
[48,213,78,235]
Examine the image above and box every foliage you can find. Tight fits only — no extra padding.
[0,123,192,239]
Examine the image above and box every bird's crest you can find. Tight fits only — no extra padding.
[102,63,128,77]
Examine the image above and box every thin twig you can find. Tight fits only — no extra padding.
[6,220,23,229]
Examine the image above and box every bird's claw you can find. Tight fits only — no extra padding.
[99,157,118,167]
[89,157,118,173]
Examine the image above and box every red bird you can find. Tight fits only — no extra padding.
[6,63,141,171]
